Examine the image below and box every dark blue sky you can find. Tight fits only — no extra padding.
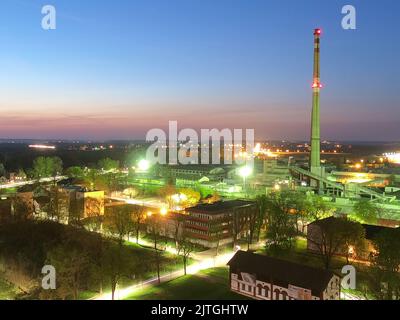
[0,0,399,140]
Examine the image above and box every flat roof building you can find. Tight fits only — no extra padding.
[185,200,257,248]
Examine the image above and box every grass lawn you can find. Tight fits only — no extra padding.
[125,267,248,300]
[0,278,19,300]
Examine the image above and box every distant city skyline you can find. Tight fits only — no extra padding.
[0,0,399,141]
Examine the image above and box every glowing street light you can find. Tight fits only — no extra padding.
[239,166,253,192]
[239,166,252,178]
[160,207,168,216]
[137,159,150,172]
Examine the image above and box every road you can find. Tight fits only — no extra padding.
[92,248,235,300]
[107,196,166,209]
[0,176,67,190]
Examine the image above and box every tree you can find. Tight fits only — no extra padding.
[352,199,382,224]
[104,205,133,246]
[13,195,34,221]
[17,169,27,180]
[305,195,335,222]
[80,197,104,231]
[158,184,177,209]
[342,221,367,264]
[178,188,201,208]
[255,195,268,242]
[98,158,119,172]
[147,215,163,283]
[204,191,220,204]
[370,228,400,299]
[102,241,128,300]
[65,166,85,179]
[97,171,120,194]
[172,214,185,250]
[44,186,69,222]
[307,217,366,269]
[0,163,6,177]
[246,205,259,250]
[32,156,63,182]
[83,168,100,191]
[131,205,145,244]
[176,228,194,275]
[46,244,90,300]
[265,191,298,253]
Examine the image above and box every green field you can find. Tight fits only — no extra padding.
[125,267,248,300]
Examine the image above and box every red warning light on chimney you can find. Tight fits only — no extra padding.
[314,29,322,35]
[312,82,323,89]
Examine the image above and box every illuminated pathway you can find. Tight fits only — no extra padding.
[107,196,166,209]
[92,251,235,300]
[0,176,67,190]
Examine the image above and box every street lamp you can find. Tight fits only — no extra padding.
[138,159,150,172]
[239,166,253,192]
[160,207,168,216]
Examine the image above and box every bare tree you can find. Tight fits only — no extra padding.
[177,228,194,275]
[307,217,365,269]
[147,216,162,283]
[104,205,132,246]
[131,205,145,244]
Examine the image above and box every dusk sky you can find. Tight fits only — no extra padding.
[0,0,399,141]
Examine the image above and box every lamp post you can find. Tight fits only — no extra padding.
[239,166,253,195]
[137,159,150,172]
[160,207,168,216]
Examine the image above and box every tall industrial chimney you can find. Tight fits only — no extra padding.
[310,28,322,176]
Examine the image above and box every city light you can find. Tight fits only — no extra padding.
[137,159,150,172]
[160,207,168,216]
[239,166,253,178]
[171,193,187,204]
[28,144,56,150]
[384,152,400,164]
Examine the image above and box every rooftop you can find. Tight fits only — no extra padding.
[227,251,337,296]
[186,200,255,214]
[309,216,399,240]
[362,223,398,240]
